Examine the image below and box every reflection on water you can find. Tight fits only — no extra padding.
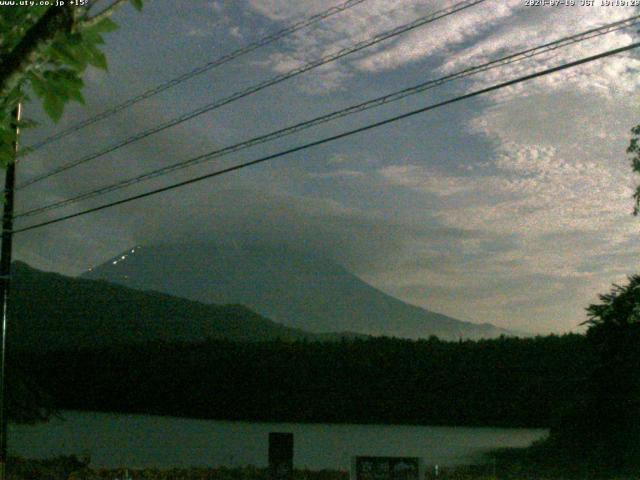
[10,411,547,470]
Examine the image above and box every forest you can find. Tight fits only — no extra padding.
[16,334,592,428]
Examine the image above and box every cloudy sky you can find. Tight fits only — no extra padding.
[11,0,640,334]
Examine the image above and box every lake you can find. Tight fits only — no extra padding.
[9,411,547,470]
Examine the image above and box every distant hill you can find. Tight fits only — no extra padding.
[8,262,327,352]
[82,243,515,340]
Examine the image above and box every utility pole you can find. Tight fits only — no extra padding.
[0,103,22,480]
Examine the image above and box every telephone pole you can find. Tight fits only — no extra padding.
[0,103,22,480]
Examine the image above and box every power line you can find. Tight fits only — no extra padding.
[25,0,370,153]
[14,15,640,220]
[17,0,485,190]
[13,41,640,235]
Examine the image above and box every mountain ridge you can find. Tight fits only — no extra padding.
[82,242,516,340]
[9,261,353,352]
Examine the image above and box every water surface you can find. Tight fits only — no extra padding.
[10,411,547,469]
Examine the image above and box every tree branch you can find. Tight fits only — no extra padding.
[79,0,128,28]
[0,6,74,101]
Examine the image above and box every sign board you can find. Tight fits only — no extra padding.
[269,432,293,480]
[351,456,423,480]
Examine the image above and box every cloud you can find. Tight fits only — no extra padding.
[246,0,521,92]
[247,0,640,98]
[248,0,317,21]
[372,76,640,332]
[124,184,484,277]
[307,169,366,179]
[438,3,640,101]
[17,0,640,335]
[354,1,519,72]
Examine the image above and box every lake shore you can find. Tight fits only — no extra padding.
[8,458,346,480]
[0,456,516,480]
[10,456,637,480]
[10,411,547,470]
[7,451,637,480]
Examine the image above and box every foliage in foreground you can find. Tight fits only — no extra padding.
[8,456,640,480]
[491,275,640,477]
[0,0,143,166]
[7,457,348,480]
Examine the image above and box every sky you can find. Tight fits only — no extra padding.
[10,0,640,334]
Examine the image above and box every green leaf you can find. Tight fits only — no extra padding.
[0,128,15,146]
[80,29,105,45]
[86,17,119,34]
[39,75,69,102]
[34,69,86,115]
[30,75,49,99]
[69,88,86,105]
[83,42,108,71]
[50,43,87,70]
[55,68,84,87]
[0,0,137,162]
[90,50,108,70]
[42,93,65,122]
[3,85,25,108]
[0,150,12,169]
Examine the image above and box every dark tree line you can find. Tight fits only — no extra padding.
[16,334,592,429]
[541,276,640,475]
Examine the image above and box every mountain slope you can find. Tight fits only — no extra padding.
[9,261,320,352]
[82,243,514,340]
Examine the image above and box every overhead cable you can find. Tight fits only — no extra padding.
[25,0,371,152]
[15,15,640,220]
[17,0,485,190]
[13,41,640,234]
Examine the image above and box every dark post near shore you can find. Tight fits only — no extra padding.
[269,432,293,480]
